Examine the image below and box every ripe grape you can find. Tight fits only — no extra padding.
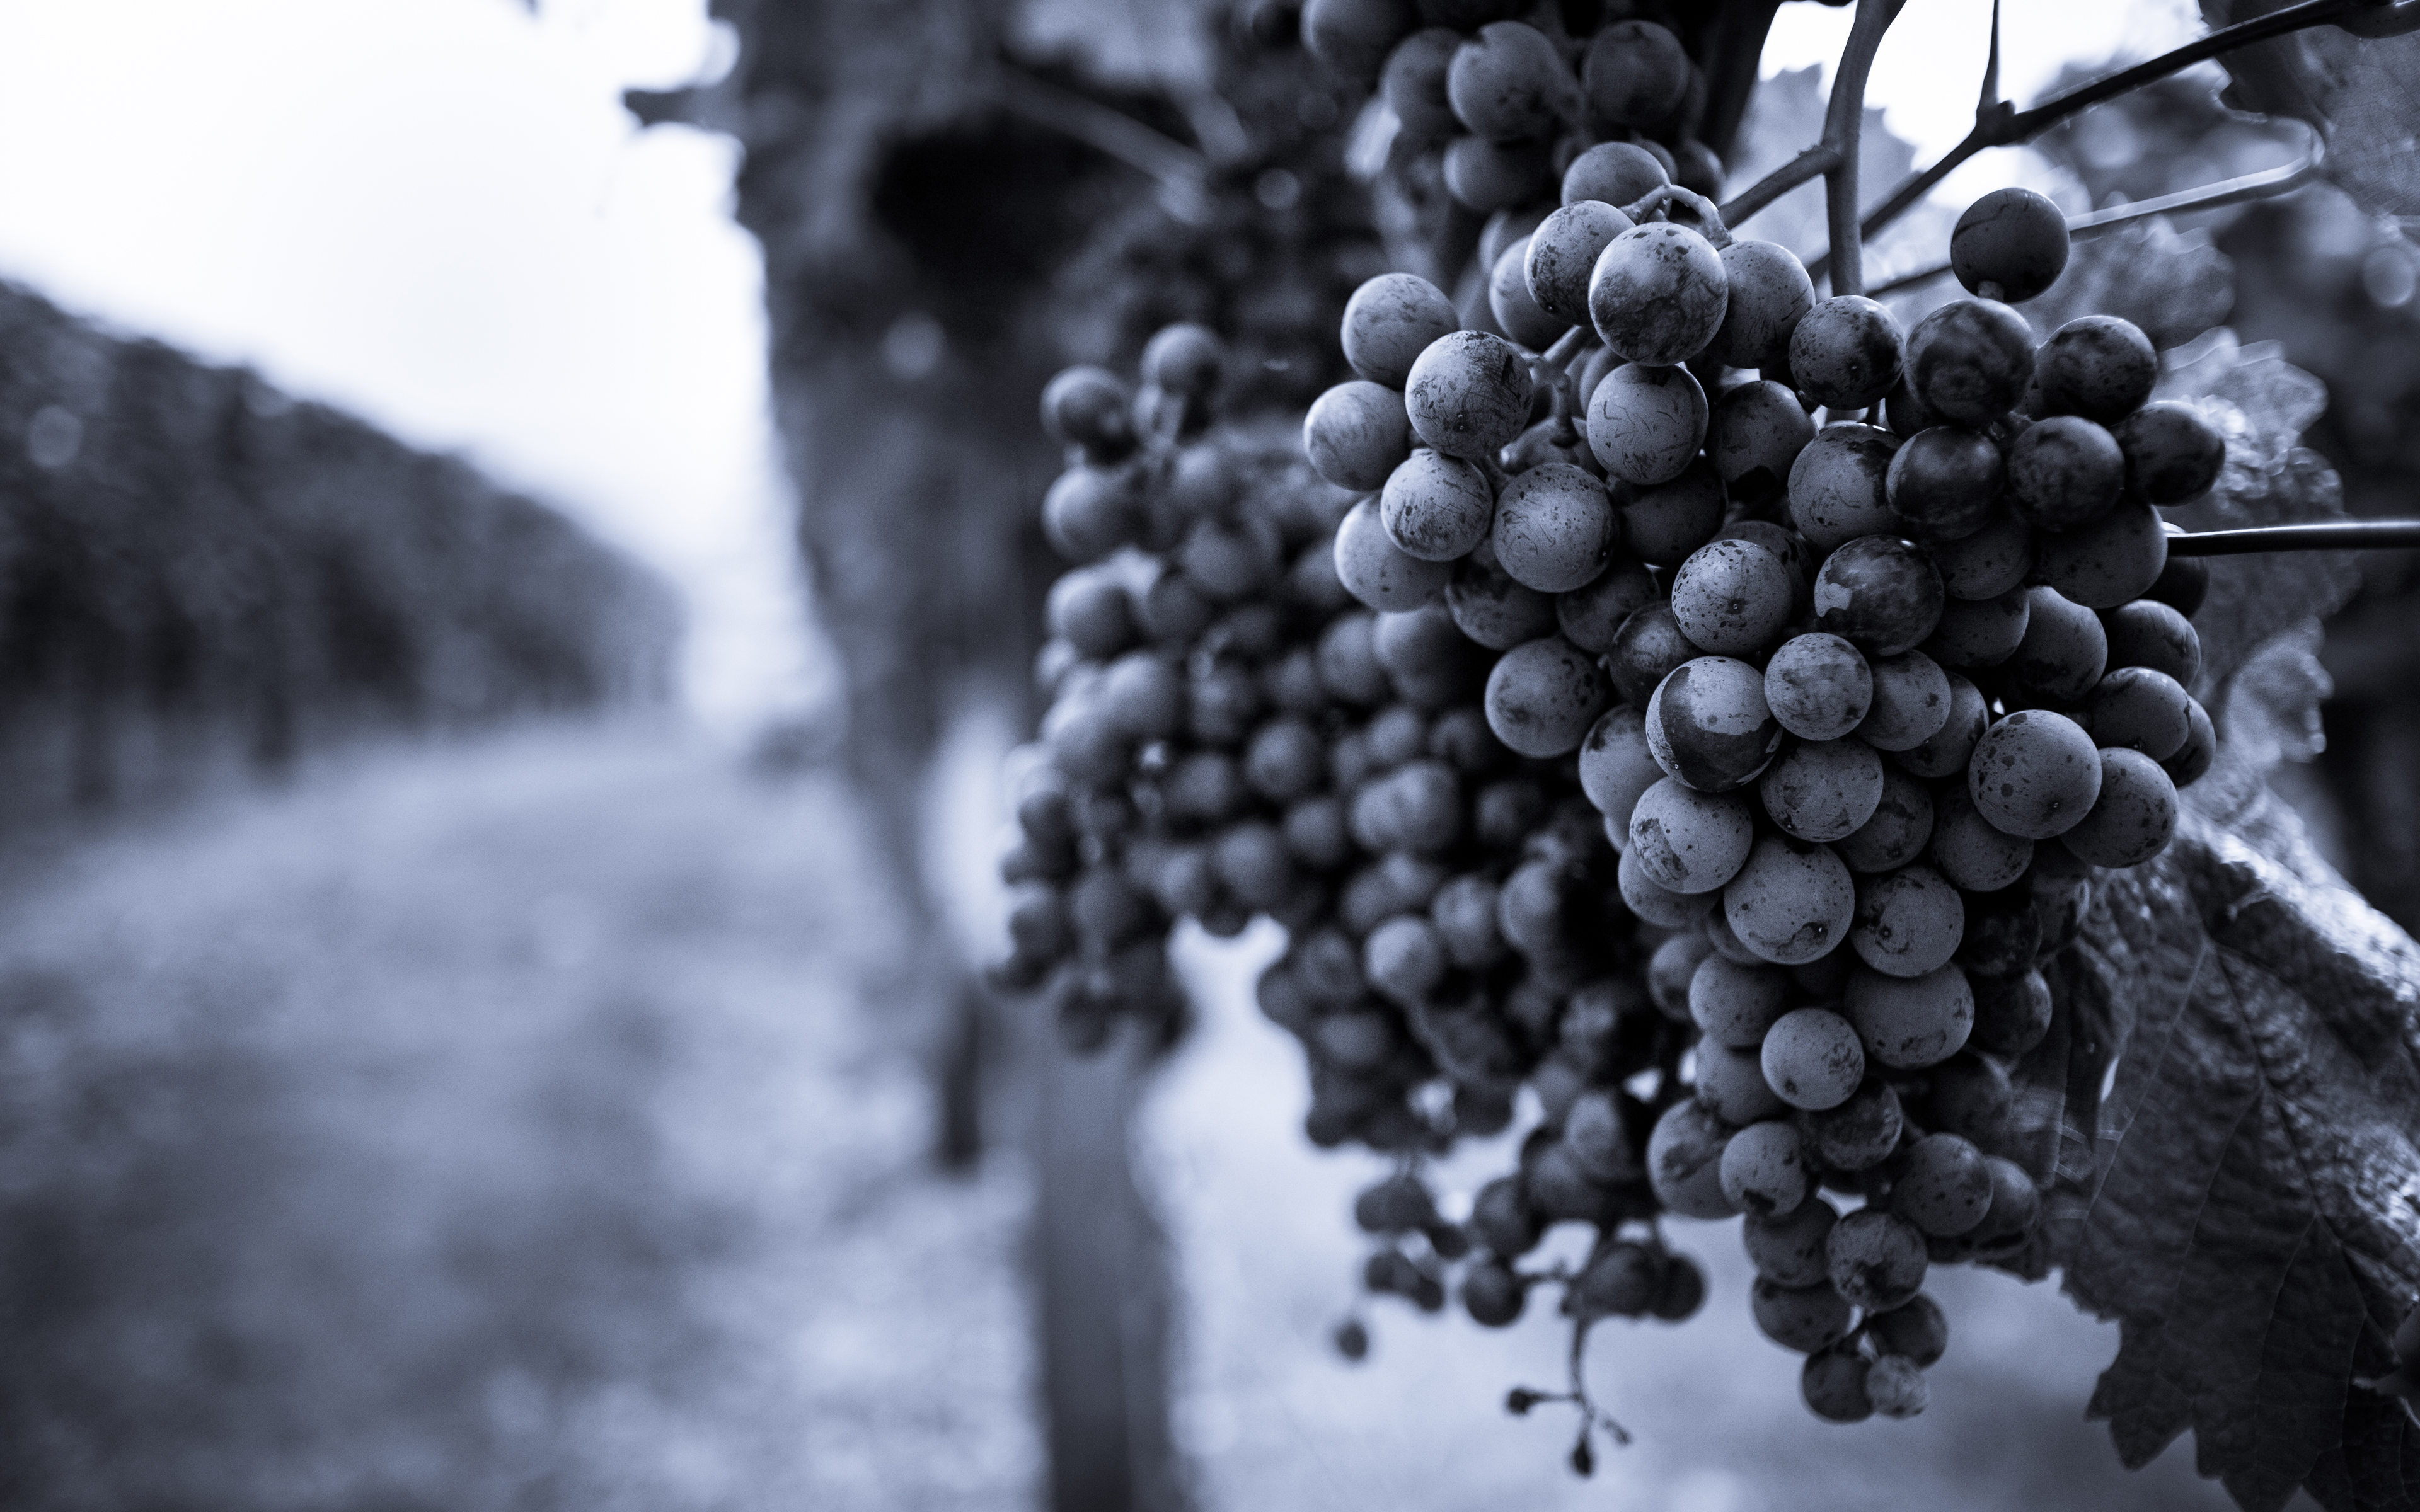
[1586,360,1708,484]
[1689,951,1790,1044]
[1489,238,1568,349]
[1655,1253,1709,1322]
[1448,20,1577,142]
[1950,187,2070,302]
[1484,635,1610,757]
[1607,602,1698,708]
[1525,200,1634,326]
[2087,666,2192,759]
[1618,842,1717,927]
[1629,777,1756,893]
[1760,738,1885,843]
[2003,586,2107,705]
[1555,558,1659,653]
[1407,329,1535,458]
[1478,204,1552,275]
[1445,548,1557,650]
[1305,381,1414,491]
[2035,315,2156,422]
[1564,1088,1643,1182]
[1926,1051,2014,1147]
[1044,466,1143,561]
[1904,299,2035,427]
[1711,240,1817,370]
[1562,140,1669,208]
[1723,835,1855,965]
[1865,1356,1930,1420]
[1786,423,1899,551]
[1646,1097,1739,1220]
[1788,295,1904,410]
[1646,656,1783,792]
[1463,1257,1526,1326]
[1697,1037,1789,1123]
[1046,568,1136,658]
[1891,1132,1991,1237]
[1493,462,1618,591]
[1344,273,1461,388]
[1720,1120,1811,1216]
[1303,0,1420,83]
[1923,587,2031,670]
[1853,650,1951,752]
[1383,26,1463,139]
[1885,427,2001,541]
[1649,931,1717,1020]
[1867,1293,1949,1366]
[1950,888,2043,978]
[1749,1275,1852,1352]
[1812,537,1944,657]
[2036,498,2167,608]
[1590,223,1729,366]
[1849,865,1966,978]
[1582,19,1691,126]
[2112,401,2226,503]
[1443,132,1553,212]
[2167,695,2216,787]
[1826,1208,1930,1312]
[1100,651,1184,739]
[2146,548,2211,617]
[1761,1006,1866,1111]
[1967,966,2053,1060]
[1745,1198,1839,1286]
[1932,511,2034,600]
[1707,378,1816,488]
[1336,496,1454,609]
[2007,415,2124,532]
[1835,765,1935,873]
[1670,538,1794,655]
[1621,457,1727,566]
[2103,598,2203,687]
[1763,633,1874,741]
[1802,1075,1903,1170]
[1041,365,1136,457]
[2061,747,2180,868]
[1846,962,1974,1068]
[1928,785,2033,892]
[1970,708,2102,839]
[1964,1155,2043,1249]
[1802,1346,1876,1422]
[1317,613,1391,706]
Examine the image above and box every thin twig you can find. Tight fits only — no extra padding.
[986,67,1211,220]
[1718,146,1839,229]
[2168,520,2420,556]
[1819,0,1907,298]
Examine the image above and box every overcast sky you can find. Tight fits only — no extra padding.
[0,0,2201,728]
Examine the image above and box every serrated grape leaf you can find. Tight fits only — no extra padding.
[2023,216,2238,354]
[1723,65,1943,270]
[2199,1,2420,222]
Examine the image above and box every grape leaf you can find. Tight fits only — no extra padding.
[2199,1,2420,222]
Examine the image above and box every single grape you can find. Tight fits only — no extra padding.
[2003,585,2107,705]
[1761,1006,1866,1111]
[1904,298,2035,427]
[1826,1207,1929,1311]
[1802,1075,1903,1171]
[1478,204,1553,276]
[1646,656,1783,792]
[1586,360,1708,485]
[1670,538,1794,655]
[1630,777,1757,893]
[1589,222,1729,366]
[1894,669,1989,780]
[2087,666,2192,759]
[1526,200,1634,326]
[1746,1198,1840,1286]
[1406,329,1535,459]
[1650,931,1718,1021]
[2007,415,2124,532]
[1344,272,1461,389]
[1760,738,1885,843]
[1893,1133,1993,1238]
[1487,237,1567,349]
[1381,26,1463,139]
[1621,458,1727,567]
[1966,965,2053,1059]
[1429,873,1505,968]
[1923,587,2031,671]
[1461,1257,1527,1327]
[1046,568,1136,659]
[2035,315,2155,421]
[1485,635,1611,757]
[1933,511,2035,600]
[1647,1097,1739,1219]
[1688,951,1790,1045]
[1786,424,1899,552]
[1040,365,1135,457]
[1866,1355,1931,1420]
[2103,598,2203,687]
[1618,841,1718,928]
[1305,381,1414,491]
[1527,1140,1618,1226]
[1448,20,1577,141]
[1850,864,1966,978]
[1885,427,2001,542]
[1964,1155,2043,1249]
[1336,496,1453,610]
[1698,1038,1789,1123]
[1556,558,1659,653]
[1951,187,2070,302]
[1303,0,1419,83]
[1970,708,2102,839]
[1929,784,2033,892]
[1581,18,1691,126]
[1607,602,1698,708]
[1654,1252,1708,1322]
[1813,537,1944,658]
[1928,1051,2015,1149]
[1444,549,1554,651]
[2145,549,2210,618]
[1802,1346,1876,1422]
[1711,240,1817,370]
[1717,520,1817,612]
[1707,377,1817,488]
[1867,1294,1949,1366]
[2036,498,2167,608]
[1443,130,1553,212]
[2113,400,2226,503]
[1565,1088,1644,1183]
[2061,747,2181,868]
[1763,632,1874,741]
[1754,1276,1855,1355]
[1703,907,1768,967]
[1851,650,1950,753]
[1044,466,1142,561]
[1724,835,1856,965]
[1846,962,1973,1069]
[1493,462,1618,591]
[1562,140,1669,208]
[1788,295,1904,410]
[2166,694,2216,788]
[1720,1119,1811,1216]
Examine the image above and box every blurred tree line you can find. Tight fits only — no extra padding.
[0,280,679,827]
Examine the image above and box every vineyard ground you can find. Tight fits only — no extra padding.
[0,716,2295,1509]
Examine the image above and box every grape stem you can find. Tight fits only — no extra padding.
[1818,0,1908,299]
[1566,1319,1633,1446]
[2167,520,2420,556]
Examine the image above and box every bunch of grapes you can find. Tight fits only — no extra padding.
[1004,160,2228,1448]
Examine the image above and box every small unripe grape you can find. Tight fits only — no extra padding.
[1647,656,1783,793]
[2167,695,2216,788]
[1671,538,1794,655]
[1763,633,1873,741]
[1690,952,1790,1045]
[1933,512,2034,600]
[1489,236,1567,348]
[1723,834,1856,965]
[1579,706,1669,832]
[1951,187,2070,302]
[1710,239,1817,370]
[1923,587,2031,670]
[1630,777,1756,893]
[1834,764,1933,873]
[1344,272,1460,389]
[1556,558,1659,653]
[1382,26,1463,139]
[1448,20,1577,142]
[1406,329,1535,459]
[1891,1133,1993,1240]
[1646,1097,1739,1220]
[1760,738,1884,844]
[1302,0,1419,83]
[1745,1198,1839,1286]
[1485,635,1611,757]
[2087,666,2192,760]
[1813,537,1944,658]
[1528,1140,1618,1226]
[1143,325,1223,403]
[1826,1207,1930,1311]
[1446,550,1558,649]
[1802,1075,1903,1171]
[2061,747,2181,868]
[1720,1120,1811,1217]
[1697,1038,1789,1123]
[1654,1251,1709,1322]
[2036,498,2168,608]
[1885,427,2002,541]
[1802,1346,1875,1421]
[1582,18,1691,127]
[1708,378,1817,487]
[1850,864,1966,978]
[1929,785,2033,892]
[1968,966,2053,1060]
[1607,602,1698,708]
[1590,223,1729,367]
[1306,381,1414,491]
[1867,1293,1950,1366]
[1561,140,1668,208]
[1866,1355,1930,1420]
[1621,458,1727,567]
[1854,650,1951,753]
[1905,298,2035,427]
[2035,315,2155,421]
[1443,131,1553,213]
[1970,708,2102,839]
[1586,360,1708,485]
[1787,424,1899,551]
[1761,1006,1865,1111]
[1618,842,1717,928]
[2104,598,2203,687]
[1493,462,1617,591]
[2007,415,2124,533]
[1526,200,1634,326]
[2113,400,2226,503]
[2003,585,2107,704]
[1040,365,1135,455]
[1789,295,1904,410]
[1335,496,1453,610]
[1846,962,1973,1069]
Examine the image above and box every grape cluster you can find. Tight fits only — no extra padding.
[1006,171,2230,1449]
